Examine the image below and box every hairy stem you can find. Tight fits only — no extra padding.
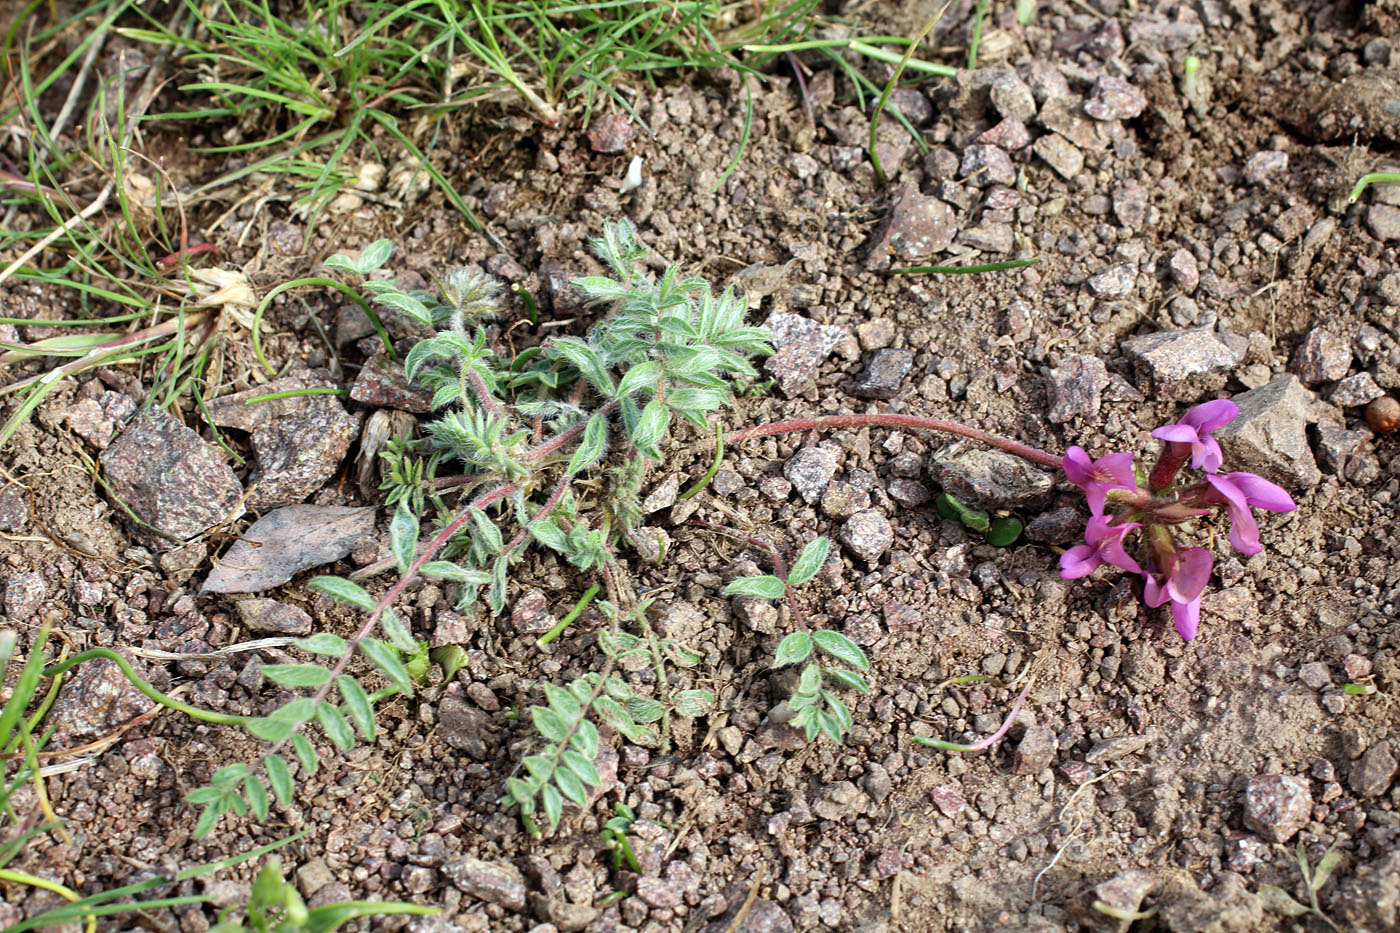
[711,413,1061,469]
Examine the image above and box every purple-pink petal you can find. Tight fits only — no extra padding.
[1062,446,1093,486]
[1143,572,1167,608]
[1192,436,1224,472]
[1151,424,1200,444]
[1225,472,1296,512]
[1171,547,1213,601]
[1059,544,1101,579]
[1171,596,1201,640]
[1095,451,1137,486]
[1181,398,1239,434]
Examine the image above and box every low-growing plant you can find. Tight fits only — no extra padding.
[1260,843,1345,931]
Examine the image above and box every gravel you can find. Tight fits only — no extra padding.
[1241,774,1312,843]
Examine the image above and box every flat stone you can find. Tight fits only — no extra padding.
[1085,735,1150,764]
[989,70,1036,121]
[0,486,28,532]
[443,856,527,911]
[1013,725,1057,774]
[439,695,491,759]
[103,407,243,547]
[1024,507,1084,545]
[867,183,957,267]
[1086,264,1136,299]
[1314,424,1369,475]
[1038,97,1098,148]
[296,858,335,897]
[1216,375,1321,488]
[975,117,1032,150]
[234,598,312,635]
[1330,371,1385,407]
[1350,741,1397,797]
[959,144,1014,187]
[642,473,680,513]
[762,312,847,394]
[930,786,966,816]
[509,590,555,635]
[856,319,896,350]
[350,354,434,412]
[208,372,358,510]
[702,898,794,933]
[783,447,837,504]
[958,223,1014,253]
[1084,76,1147,120]
[586,112,636,153]
[821,480,870,519]
[1046,355,1110,423]
[1243,774,1311,843]
[839,509,894,563]
[933,447,1055,508]
[1243,150,1288,185]
[50,652,158,748]
[1094,871,1158,924]
[887,478,930,507]
[1365,204,1400,241]
[1291,327,1353,385]
[1034,132,1084,179]
[850,348,913,399]
[1120,326,1244,399]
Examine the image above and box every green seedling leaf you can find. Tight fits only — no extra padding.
[554,768,587,807]
[532,706,570,743]
[244,775,269,821]
[337,675,376,741]
[723,575,786,599]
[561,749,601,787]
[987,516,1023,547]
[572,719,600,758]
[292,733,318,775]
[316,701,355,752]
[1258,885,1310,917]
[567,413,608,474]
[357,239,394,274]
[825,669,871,693]
[431,645,467,681]
[380,607,420,653]
[812,630,870,671]
[265,753,293,805]
[1312,846,1343,891]
[772,631,813,667]
[294,633,349,656]
[308,575,376,611]
[389,500,419,574]
[261,663,333,687]
[360,638,415,695]
[270,698,318,722]
[542,783,563,828]
[935,492,990,532]
[1344,682,1377,695]
[788,536,831,586]
[625,697,665,723]
[673,689,715,718]
[419,561,491,584]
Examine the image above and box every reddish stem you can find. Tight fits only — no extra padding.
[525,398,619,463]
[157,242,218,270]
[714,414,1062,469]
[688,519,806,631]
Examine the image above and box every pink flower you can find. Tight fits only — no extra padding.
[1063,446,1137,515]
[1059,515,1143,579]
[1151,399,1238,474]
[1204,472,1297,556]
[1144,547,1213,640]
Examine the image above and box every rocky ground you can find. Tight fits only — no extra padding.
[2,0,1400,931]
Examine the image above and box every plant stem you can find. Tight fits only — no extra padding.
[711,413,1062,469]
[525,399,619,463]
[536,584,600,648]
[42,648,247,727]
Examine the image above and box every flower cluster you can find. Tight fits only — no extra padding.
[1059,400,1296,640]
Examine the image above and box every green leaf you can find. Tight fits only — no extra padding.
[812,630,870,671]
[772,631,813,667]
[987,516,1023,547]
[431,645,467,681]
[292,733,318,775]
[529,519,569,552]
[337,675,376,741]
[787,537,831,586]
[523,755,554,785]
[561,750,602,787]
[316,702,355,752]
[723,575,786,600]
[798,663,822,696]
[360,638,414,696]
[1312,847,1343,891]
[194,802,223,839]
[567,413,608,474]
[470,507,503,554]
[379,607,419,653]
[542,783,563,829]
[261,664,333,687]
[673,689,715,718]
[823,691,853,735]
[572,719,600,758]
[554,768,587,807]
[389,500,419,574]
[544,683,582,721]
[625,697,664,723]
[615,361,661,398]
[265,754,293,805]
[269,698,318,722]
[506,777,535,805]
[293,633,350,657]
[818,711,845,743]
[308,576,376,611]
[419,561,491,584]
[357,239,394,273]
[323,253,359,273]
[212,763,250,785]
[825,669,870,693]
[1258,885,1310,917]
[186,786,224,805]
[629,399,670,457]
[244,775,269,821]
[488,556,508,616]
[934,492,989,533]
[532,706,569,742]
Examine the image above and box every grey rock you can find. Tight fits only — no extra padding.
[887,86,932,126]
[1290,327,1351,384]
[1243,150,1288,185]
[1169,249,1200,292]
[887,478,930,507]
[862,763,893,804]
[1046,354,1110,422]
[851,349,913,399]
[1333,850,1400,933]
[350,354,434,412]
[635,876,682,909]
[1242,774,1311,843]
[1350,740,1397,797]
[1127,17,1204,50]
[1365,204,1400,241]
[443,856,527,911]
[1298,661,1331,689]
[1085,735,1149,764]
[762,312,846,394]
[812,780,864,821]
[989,71,1036,121]
[642,473,680,513]
[867,183,957,267]
[933,447,1055,508]
[1084,17,1125,59]
[1013,726,1057,774]
[103,407,243,547]
[1216,375,1321,488]
[839,509,894,563]
[931,786,966,816]
[821,481,871,519]
[1315,425,1368,476]
[1084,76,1147,120]
[50,653,158,747]
[510,590,556,635]
[1039,97,1098,148]
[439,695,491,759]
[586,112,635,153]
[732,594,779,634]
[1034,132,1084,179]
[959,144,1014,187]
[5,571,44,618]
[234,598,312,635]
[1120,326,1244,398]
[976,117,1032,150]
[783,447,837,504]
[702,898,794,933]
[1025,507,1085,545]
[1087,264,1136,299]
[856,319,896,350]
[0,486,27,532]
[296,858,335,897]
[1331,372,1385,407]
[1112,183,1148,229]
[958,223,1014,253]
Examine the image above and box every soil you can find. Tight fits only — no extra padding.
[2,1,1399,932]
